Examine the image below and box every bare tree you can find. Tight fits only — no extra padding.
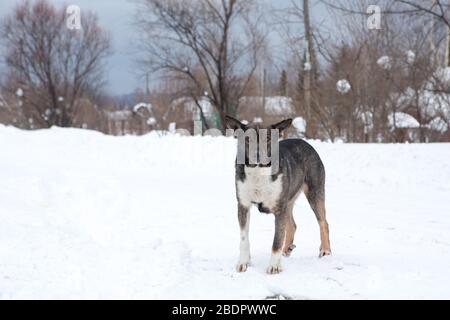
[322,0,450,66]
[274,0,331,138]
[134,0,265,131]
[278,69,288,96]
[0,0,111,128]
[321,0,449,142]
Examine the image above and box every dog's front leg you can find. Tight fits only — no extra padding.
[236,203,250,272]
[267,212,287,274]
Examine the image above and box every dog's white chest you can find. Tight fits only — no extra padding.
[236,166,283,209]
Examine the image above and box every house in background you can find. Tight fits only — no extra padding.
[163,95,304,134]
[105,109,133,135]
[163,97,219,132]
[104,102,157,135]
[237,96,304,137]
[388,112,420,142]
[238,96,296,124]
[132,103,157,134]
[391,67,450,141]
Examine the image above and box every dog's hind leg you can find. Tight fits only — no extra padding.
[283,202,297,257]
[304,184,331,257]
[236,203,251,272]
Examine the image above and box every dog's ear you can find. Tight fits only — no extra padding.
[225,115,247,130]
[271,118,293,132]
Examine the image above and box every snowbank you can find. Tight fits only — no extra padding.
[0,125,449,299]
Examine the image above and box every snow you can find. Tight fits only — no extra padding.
[42,109,52,121]
[427,117,448,133]
[16,88,24,97]
[388,112,420,129]
[168,122,176,132]
[240,96,295,116]
[168,97,215,120]
[133,102,153,114]
[106,110,132,121]
[292,117,306,133]
[359,111,374,133]
[304,62,312,71]
[406,50,415,64]
[336,79,351,94]
[0,125,449,299]
[147,117,157,126]
[264,97,295,116]
[377,56,391,70]
[433,67,450,85]
[253,117,263,124]
[393,86,450,122]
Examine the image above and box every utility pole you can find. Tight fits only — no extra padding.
[428,0,437,67]
[145,72,150,97]
[262,68,266,111]
[446,23,450,67]
[303,0,313,127]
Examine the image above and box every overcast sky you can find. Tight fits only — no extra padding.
[0,0,328,95]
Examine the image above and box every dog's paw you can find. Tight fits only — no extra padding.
[236,262,249,273]
[319,248,332,258]
[266,264,282,274]
[283,244,296,257]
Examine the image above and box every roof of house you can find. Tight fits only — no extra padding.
[239,96,295,116]
[388,112,420,129]
[105,110,132,121]
[166,97,215,120]
[133,102,153,114]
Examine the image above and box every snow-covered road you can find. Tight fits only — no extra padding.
[0,125,449,299]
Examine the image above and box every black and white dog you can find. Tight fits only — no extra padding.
[225,116,331,274]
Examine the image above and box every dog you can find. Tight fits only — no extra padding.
[225,116,331,274]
